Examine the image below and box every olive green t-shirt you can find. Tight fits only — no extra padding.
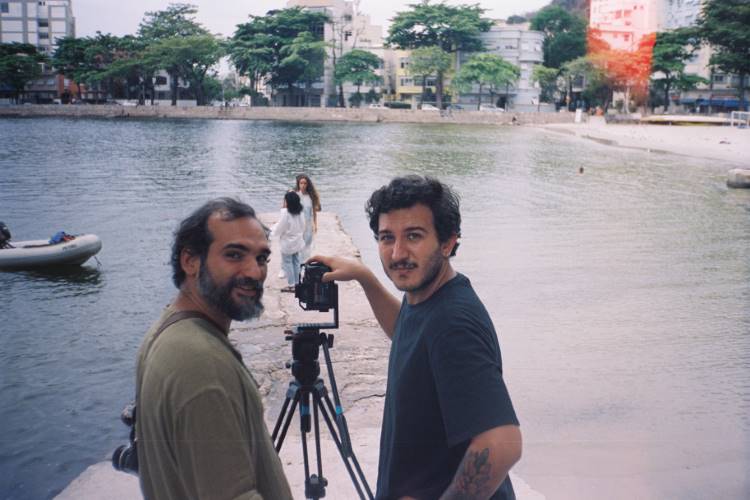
[135,306,292,500]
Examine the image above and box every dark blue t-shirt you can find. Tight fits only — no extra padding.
[376,273,519,500]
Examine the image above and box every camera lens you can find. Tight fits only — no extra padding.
[112,444,138,474]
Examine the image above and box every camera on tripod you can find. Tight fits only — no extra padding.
[294,262,338,329]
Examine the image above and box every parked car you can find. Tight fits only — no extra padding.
[445,104,464,111]
[479,104,505,112]
[420,104,440,111]
[368,103,384,108]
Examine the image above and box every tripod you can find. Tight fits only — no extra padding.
[272,325,374,500]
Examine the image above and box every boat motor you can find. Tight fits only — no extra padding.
[0,222,11,249]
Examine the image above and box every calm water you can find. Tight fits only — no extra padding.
[0,117,748,499]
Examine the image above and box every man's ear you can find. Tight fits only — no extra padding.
[181,248,200,278]
[441,234,458,257]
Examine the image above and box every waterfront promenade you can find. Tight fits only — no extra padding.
[55,211,543,500]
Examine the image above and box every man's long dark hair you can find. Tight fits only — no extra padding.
[170,197,262,288]
[366,175,461,257]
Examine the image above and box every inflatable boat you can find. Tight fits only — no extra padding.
[0,234,102,270]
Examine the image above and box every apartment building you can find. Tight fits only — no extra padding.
[0,0,76,102]
[456,22,544,110]
[284,0,387,106]
[590,0,660,51]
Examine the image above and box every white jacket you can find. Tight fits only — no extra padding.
[271,209,306,255]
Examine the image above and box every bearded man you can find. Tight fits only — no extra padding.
[135,198,292,500]
[314,176,522,500]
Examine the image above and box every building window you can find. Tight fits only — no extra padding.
[400,77,413,86]
[39,32,49,39]
[713,74,725,84]
[38,19,49,28]
[155,76,167,85]
[1,3,9,13]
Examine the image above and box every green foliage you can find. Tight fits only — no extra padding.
[453,53,519,109]
[561,55,611,108]
[650,28,705,111]
[506,15,528,25]
[530,6,587,69]
[407,46,452,81]
[698,0,750,106]
[138,3,208,40]
[348,91,363,107]
[334,49,381,88]
[531,65,560,103]
[230,7,328,101]
[386,0,490,108]
[386,1,491,53]
[365,88,381,103]
[145,34,225,104]
[0,43,48,101]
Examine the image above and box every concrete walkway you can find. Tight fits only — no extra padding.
[56,212,541,500]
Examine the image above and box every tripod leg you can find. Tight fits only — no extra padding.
[314,390,371,500]
[321,387,374,498]
[273,384,300,452]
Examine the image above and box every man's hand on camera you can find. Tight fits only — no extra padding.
[307,255,367,283]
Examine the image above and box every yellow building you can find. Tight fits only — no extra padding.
[390,49,443,107]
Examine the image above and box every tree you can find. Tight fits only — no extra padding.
[0,43,48,102]
[52,37,91,100]
[230,8,328,106]
[453,53,519,110]
[138,3,209,105]
[698,0,750,109]
[531,65,560,109]
[334,49,381,107]
[562,55,611,109]
[530,6,587,69]
[650,28,706,112]
[386,0,491,109]
[506,15,528,25]
[282,31,327,106]
[407,46,452,108]
[144,34,224,105]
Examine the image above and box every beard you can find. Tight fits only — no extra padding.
[198,261,265,321]
[387,245,444,293]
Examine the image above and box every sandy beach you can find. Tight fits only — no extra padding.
[543,116,750,166]
[56,212,542,500]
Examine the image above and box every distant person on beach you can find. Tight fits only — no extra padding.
[135,198,292,500]
[313,176,521,499]
[271,190,306,292]
[295,174,321,261]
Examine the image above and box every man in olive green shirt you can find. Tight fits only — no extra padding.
[136,198,292,500]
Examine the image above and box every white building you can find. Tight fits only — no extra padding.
[656,0,746,112]
[0,0,76,101]
[590,0,659,51]
[456,21,544,110]
[285,0,386,106]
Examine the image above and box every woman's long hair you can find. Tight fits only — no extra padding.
[296,174,321,211]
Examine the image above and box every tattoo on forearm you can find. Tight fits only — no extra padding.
[443,447,493,499]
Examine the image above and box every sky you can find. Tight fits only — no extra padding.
[73,0,553,38]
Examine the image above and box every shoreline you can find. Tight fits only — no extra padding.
[55,212,543,500]
[0,103,573,126]
[542,116,749,166]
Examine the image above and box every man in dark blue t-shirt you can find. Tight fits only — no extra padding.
[315,175,521,499]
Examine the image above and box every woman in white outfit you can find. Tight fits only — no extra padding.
[271,191,306,291]
[295,174,321,262]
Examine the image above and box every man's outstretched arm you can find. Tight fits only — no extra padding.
[440,425,522,500]
[310,255,400,339]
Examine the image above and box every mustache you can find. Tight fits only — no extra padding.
[232,277,264,292]
[389,260,417,270]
